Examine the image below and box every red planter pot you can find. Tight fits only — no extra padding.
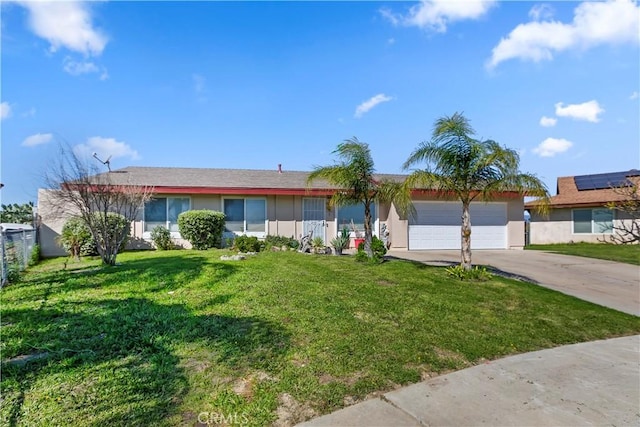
[353,238,365,249]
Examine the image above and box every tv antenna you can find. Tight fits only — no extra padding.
[93,153,112,172]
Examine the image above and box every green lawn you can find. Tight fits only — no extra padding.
[527,243,640,265]
[2,250,639,426]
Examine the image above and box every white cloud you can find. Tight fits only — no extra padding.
[1,102,11,120]
[528,4,554,21]
[488,0,639,69]
[555,100,604,123]
[22,133,53,147]
[354,94,393,118]
[17,0,107,56]
[62,57,109,80]
[539,116,557,127]
[532,137,573,157]
[63,57,98,74]
[73,137,140,162]
[387,37,396,45]
[630,91,639,100]
[380,0,495,32]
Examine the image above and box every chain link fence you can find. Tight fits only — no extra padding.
[1,225,36,286]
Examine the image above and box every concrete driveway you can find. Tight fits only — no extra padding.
[387,249,640,316]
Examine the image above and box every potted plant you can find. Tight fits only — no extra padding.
[331,227,350,256]
[350,221,365,249]
[312,236,328,254]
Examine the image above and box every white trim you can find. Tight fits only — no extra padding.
[571,208,614,235]
[142,195,191,239]
[222,197,267,238]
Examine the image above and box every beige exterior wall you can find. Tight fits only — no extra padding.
[38,187,528,257]
[388,203,409,249]
[37,189,71,257]
[507,198,525,249]
[529,208,633,244]
[269,195,297,238]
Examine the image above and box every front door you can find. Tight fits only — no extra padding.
[303,198,326,244]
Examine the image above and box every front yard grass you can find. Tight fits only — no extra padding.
[527,242,640,265]
[2,250,639,426]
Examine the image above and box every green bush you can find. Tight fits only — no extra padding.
[29,244,41,266]
[356,236,387,263]
[6,266,21,283]
[150,225,173,250]
[177,210,225,250]
[264,235,299,250]
[58,217,94,257]
[59,214,129,258]
[233,235,262,253]
[445,265,492,281]
[311,237,325,251]
[92,212,130,254]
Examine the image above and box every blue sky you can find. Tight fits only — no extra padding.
[1,0,638,205]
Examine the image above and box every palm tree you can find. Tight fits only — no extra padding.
[307,138,411,258]
[404,112,549,270]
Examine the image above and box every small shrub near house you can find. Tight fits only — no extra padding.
[233,235,263,253]
[356,236,387,263]
[58,217,95,258]
[58,214,130,258]
[92,212,130,254]
[150,225,173,250]
[29,244,41,267]
[177,210,225,250]
[264,235,299,251]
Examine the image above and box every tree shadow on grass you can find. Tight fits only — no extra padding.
[9,254,237,304]
[1,297,290,426]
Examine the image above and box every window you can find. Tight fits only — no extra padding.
[337,203,375,234]
[573,208,613,234]
[223,198,266,235]
[144,197,190,233]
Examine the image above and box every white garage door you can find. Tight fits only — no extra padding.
[409,202,507,250]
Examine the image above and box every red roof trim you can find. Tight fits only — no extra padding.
[151,186,336,196]
[410,189,522,199]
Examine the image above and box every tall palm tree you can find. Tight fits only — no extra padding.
[308,137,411,258]
[404,112,549,270]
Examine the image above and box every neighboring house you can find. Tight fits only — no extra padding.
[525,169,640,244]
[38,166,526,257]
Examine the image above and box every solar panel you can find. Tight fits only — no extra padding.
[574,170,637,191]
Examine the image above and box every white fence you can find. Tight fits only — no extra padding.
[1,225,36,286]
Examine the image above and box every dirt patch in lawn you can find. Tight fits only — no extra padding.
[273,393,317,427]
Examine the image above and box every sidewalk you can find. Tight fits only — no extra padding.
[298,335,640,426]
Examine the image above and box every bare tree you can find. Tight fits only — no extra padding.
[601,182,640,244]
[45,145,153,265]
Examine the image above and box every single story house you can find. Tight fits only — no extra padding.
[38,166,526,257]
[525,169,639,244]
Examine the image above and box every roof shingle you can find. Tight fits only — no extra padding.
[525,170,640,209]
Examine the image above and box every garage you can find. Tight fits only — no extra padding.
[408,202,507,250]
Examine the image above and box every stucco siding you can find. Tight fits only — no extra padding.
[269,195,296,238]
[38,189,75,257]
[529,208,633,244]
[507,198,525,249]
[192,195,221,211]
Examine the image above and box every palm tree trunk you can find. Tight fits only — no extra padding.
[364,202,373,257]
[461,201,472,270]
